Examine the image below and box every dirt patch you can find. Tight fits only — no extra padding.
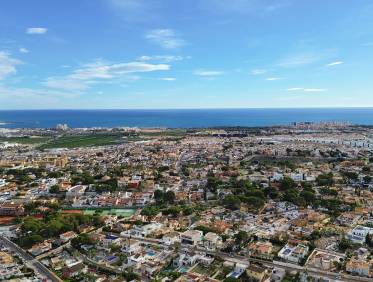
[0,216,16,225]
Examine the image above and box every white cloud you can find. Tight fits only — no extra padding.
[0,85,76,101]
[287,87,327,92]
[287,87,304,91]
[266,77,282,81]
[43,77,90,91]
[111,62,169,73]
[26,27,48,34]
[70,61,170,80]
[326,61,343,67]
[138,55,185,63]
[277,53,321,67]
[159,77,176,81]
[250,69,267,75]
[19,48,29,54]
[43,60,170,91]
[304,88,327,92]
[145,29,185,49]
[194,69,224,77]
[277,48,338,68]
[0,52,22,80]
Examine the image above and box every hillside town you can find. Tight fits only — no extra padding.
[0,123,373,282]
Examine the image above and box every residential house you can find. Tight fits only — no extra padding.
[29,241,52,256]
[180,230,203,246]
[0,179,6,187]
[347,225,373,244]
[306,249,345,271]
[346,258,371,277]
[173,253,199,268]
[336,212,361,226]
[248,241,273,259]
[62,261,87,278]
[203,232,222,250]
[66,185,86,200]
[246,264,269,282]
[0,203,24,216]
[126,223,163,238]
[227,263,248,279]
[59,231,77,243]
[162,232,180,246]
[122,239,142,255]
[278,240,309,264]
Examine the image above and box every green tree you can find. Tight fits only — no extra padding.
[279,177,296,191]
[122,271,140,281]
[49,185,60,194]
[206,176,222,192]
[300,190,316,205]
[19,234,43,248]
[154,190,164,203]
[163,206,181,217]
[241,196,264,210]
[141,206,160,218]
[316,173,334,186]
[164,190,176,204]
[342,171,359,182]
[366,234,373,247]
[283,188,300,205]
[71,233,93,250]
[338,238,353,252]
[223,195,241,210]
[234,231,249,245]
[364,175,372,184]
[182,206,193,216]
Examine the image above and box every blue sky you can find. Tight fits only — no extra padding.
[0,0,373,109]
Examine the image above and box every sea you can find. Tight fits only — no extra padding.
[0,108,373,129]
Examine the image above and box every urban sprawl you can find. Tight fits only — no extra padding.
[0,122,373,282]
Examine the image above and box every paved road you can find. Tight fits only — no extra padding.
[0,236,63,282]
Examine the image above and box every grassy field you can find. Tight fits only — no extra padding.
[139,129,186,137]
[38,134,125,149]
[83,209,136,217]
[0,136,50,144]
[2,130,182,150]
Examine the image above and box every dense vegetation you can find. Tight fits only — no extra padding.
[18,213,102,248]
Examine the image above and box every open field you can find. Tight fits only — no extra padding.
[61,208,136,217]
[82,208,136,217]
[0,136,50,144]
[139,129,186,137]
[0,130,185,149]
[38,134,125,149]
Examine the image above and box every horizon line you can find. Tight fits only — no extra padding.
[1,106,373,111]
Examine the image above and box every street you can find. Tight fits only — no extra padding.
[0,235,63,282]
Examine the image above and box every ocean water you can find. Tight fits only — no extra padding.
[0,108,373,129]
